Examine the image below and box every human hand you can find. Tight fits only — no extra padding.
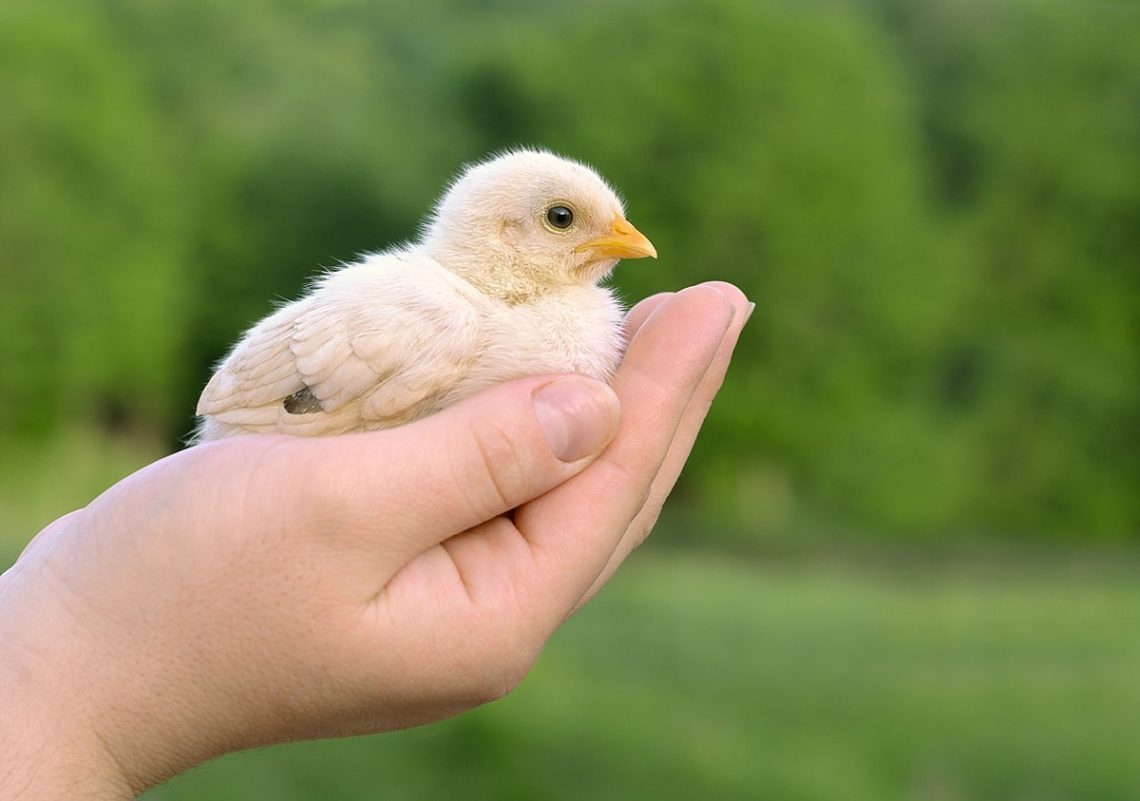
[0,282,750,799]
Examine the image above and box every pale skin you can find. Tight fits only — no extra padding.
[0,282,750,799]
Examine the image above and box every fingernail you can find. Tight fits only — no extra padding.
[533,378,620,462]
[744,302,756,325]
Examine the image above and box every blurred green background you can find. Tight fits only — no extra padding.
[1,0,1137,799]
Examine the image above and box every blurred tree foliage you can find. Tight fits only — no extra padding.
[1,0,1136,541]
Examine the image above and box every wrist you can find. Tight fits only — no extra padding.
[0,643,134,800]
[1,556,135,800]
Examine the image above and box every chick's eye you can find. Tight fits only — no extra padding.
[546,205,574,229]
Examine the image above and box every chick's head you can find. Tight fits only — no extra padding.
[421,149,656,296]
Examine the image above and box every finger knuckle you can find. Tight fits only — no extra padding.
[456,417,527,520]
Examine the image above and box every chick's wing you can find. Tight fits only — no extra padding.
[196,255,480,430]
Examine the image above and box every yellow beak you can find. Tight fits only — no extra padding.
[575,213,658,260]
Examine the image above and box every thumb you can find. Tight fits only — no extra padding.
[288,374,621,556]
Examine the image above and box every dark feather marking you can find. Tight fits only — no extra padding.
[283,386,323,415]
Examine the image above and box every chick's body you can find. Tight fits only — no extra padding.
[194,150,656,442]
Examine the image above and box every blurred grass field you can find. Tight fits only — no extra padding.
[9,446,1135,801]
[131,549,1137,801]
[4,435,1138,801]
[4,443,1138,801]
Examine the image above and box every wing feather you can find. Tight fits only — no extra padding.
[195,252,481,436]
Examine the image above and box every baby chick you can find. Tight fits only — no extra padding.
[194,149,657,442]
